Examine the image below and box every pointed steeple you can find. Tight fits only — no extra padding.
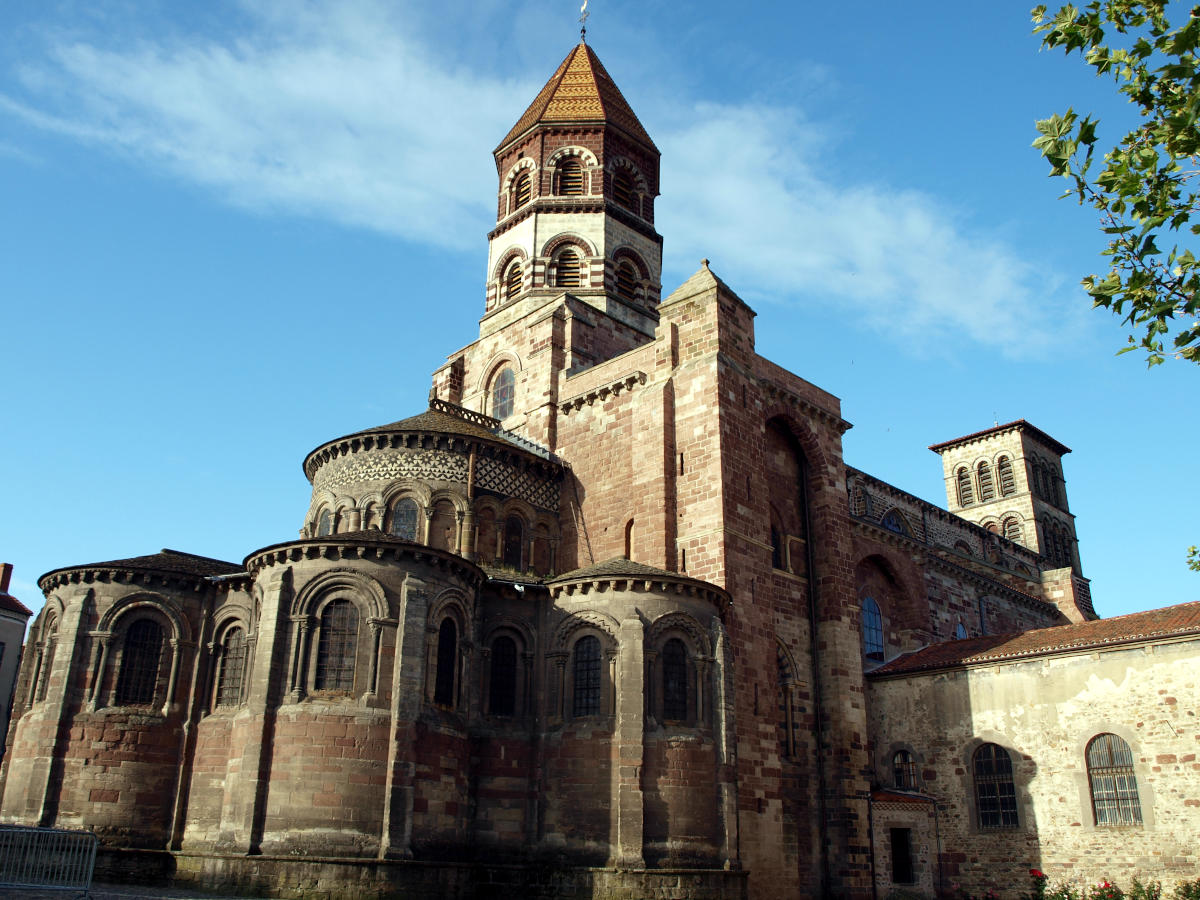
[497,42,657,152]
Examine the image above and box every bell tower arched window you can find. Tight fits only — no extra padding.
[612,168,636,211]
[978,461,995,501]
[492,367,515,420]
[556,249,582,287]
[956,467,975,506]
[512,171,531,210]
[504,262,523,302]
[615,260,638,301]
[558,159,584,195]
[997,455,1016,495]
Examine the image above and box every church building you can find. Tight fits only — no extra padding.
[3,41,1198,900]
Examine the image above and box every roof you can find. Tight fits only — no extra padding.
[870,601,1200,676]
[928,419,1071,456]
[660,259,755,315]
[550,557,685,582]
[352,408,501,443]
[498,42,656,151]
[0,589,32,617]
[40,548,244,586]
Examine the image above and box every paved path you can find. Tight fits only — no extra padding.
[6,882,253,899]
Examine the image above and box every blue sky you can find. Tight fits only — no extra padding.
[1,1,1196,621]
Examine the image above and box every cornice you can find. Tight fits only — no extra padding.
[761,381,850,434]
[39,566,219,597]
[244,535,484,587]
[558,371,647,413]
[487,198,662,245]
[549,571,729,612]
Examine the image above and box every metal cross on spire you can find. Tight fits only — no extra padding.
[580,0,589,42]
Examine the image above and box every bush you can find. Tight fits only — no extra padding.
[1174,880,1200,900]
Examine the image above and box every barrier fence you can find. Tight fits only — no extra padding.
[0,824,97,897]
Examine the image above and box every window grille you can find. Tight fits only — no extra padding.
[216,627,247,707]
[557,249,581,287]
[572,635,602,717]
[513,171,531,209]
[662,638,688,721]
[558,159,584,195]
[956,467,975,506]
[893,750,918,789]
[997,456,1015,495]
[978,462,995,501]
[315,600,358,693]
[862,597,884,662]
[433,618,457,707]
[115,619,164,707]
[973,743,1019,829]
[492,367,515,420]
[612,168,636,211]
[615,261,637,301]
[1087,733,1142,826]
[488,636,517,717]
[504,262,523,301]
[391,498,419,540]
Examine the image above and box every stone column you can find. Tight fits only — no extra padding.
[609,617,645,868]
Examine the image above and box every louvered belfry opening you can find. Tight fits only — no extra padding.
[616,261,637,301]
[505,263,523,301]
[513,171,532,210]
[557,249,581,287]
[559,159,584,195]
[612,168,636,211]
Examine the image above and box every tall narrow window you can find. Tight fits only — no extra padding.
[489,635,517,717]
[956,467,975,506]
[502,515,524,569]
[115,619,164,707]
[558,158,584,195]
[612,168,636,211]
[954,622,968,640]
[1002,516,1022,543]
[35,619,58,703]
[492,367,515,420]
[1087,733,1142,826]
[978,461,995,501]
[391,497,419,540]
[215,627,247,708]
[513,171,531,210]
[862,597,884,662]
[615,260,638,301]
[997,456,1015,495]
[572,635,602,717]
[317,510,333,537]
[315,600,358,693]
[434,618,458,707]
[893,749,918,790]
[556,249,581,287]
[661,639,688,722]
[973,743,1019,829]
[504,262,523,302]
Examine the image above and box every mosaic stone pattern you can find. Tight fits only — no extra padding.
[313,450,468,492]
[477,457,559,512]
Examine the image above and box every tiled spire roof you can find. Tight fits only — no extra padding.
[498,42,656,151]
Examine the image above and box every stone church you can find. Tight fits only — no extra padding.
[3,41,1198,900]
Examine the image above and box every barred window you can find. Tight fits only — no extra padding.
[433,618,457,707]
[115,619,164,707]
[997,456,1016,495]
[862,597,884,662]
[978,461,995,501]
[572,635,602,717]
[893,749,918,790]
[513,171,531,209]
[488,635,517,717]
[315,600,358,693]
[492,367,515,420]
[558,159,584,195]
[391,497,419,541]
[556,249,582,287]
[956,466,975,506]
[215,627,248,708]
[1087,733,1142,826]
[973,743,1018,829]
[662,638,688,722]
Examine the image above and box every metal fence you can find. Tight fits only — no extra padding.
[0,824,97,897]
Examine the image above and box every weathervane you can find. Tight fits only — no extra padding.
[580,0,589,42]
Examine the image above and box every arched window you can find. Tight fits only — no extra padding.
[556,249,582,287]
[893,749,918,790]
[954,622,968,640]
[391,497,419,541]
[504,261,523,302]
[115,619,164,707]
[1002,516,1022,543]
[624,518,634,559]
[512,171,531,210]
[978,462,995,501]
[558,158,584,195]
[215,626,247,708]
[488,635,517,717]
[572,635,602,717]
[612,168,636,211]
[34,617,58,703]
[317,510,333,537]
[956,467,975,506]
[615,260,638,301]
[973,743,1018,829]
[661,638,688,722]
[314,600,358,693]
[492,367,515,420]
[1087,733,1142,826]
[862,597,884,662]
[434,617,458,707]
[502,515,524,569]
[997,456,1015,495]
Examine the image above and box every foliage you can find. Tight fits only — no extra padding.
[1032,1,1200,366]
[1187,544,1199,571]
[1129,878,1165,900]
[1174,878,1200,900]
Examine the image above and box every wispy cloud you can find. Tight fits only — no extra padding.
[1,1,1085,355]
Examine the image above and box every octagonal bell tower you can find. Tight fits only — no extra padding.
[483,42,663,340]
